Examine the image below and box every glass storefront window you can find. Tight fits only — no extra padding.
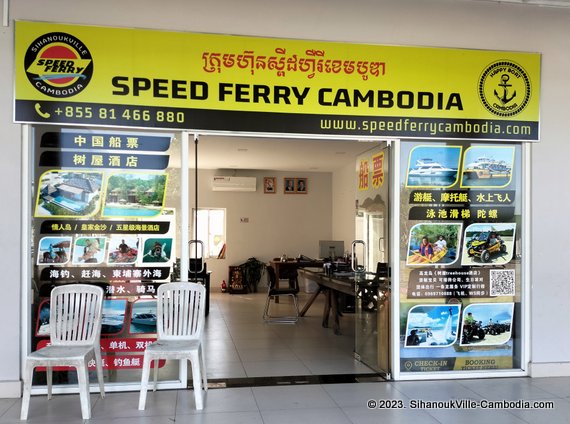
[29,126,182,385]
[192,208,226,259]
[398,140,523,374]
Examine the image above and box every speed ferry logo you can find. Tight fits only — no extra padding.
[478,61,531,117]
[24,32,93,98]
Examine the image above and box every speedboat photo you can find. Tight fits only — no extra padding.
[130,313,157,326]
[102,314,125,333]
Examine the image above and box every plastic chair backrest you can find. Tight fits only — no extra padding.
[49,284,104,346]
[156,282,206,341]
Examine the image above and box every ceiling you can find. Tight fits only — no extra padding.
[195,135,381,173]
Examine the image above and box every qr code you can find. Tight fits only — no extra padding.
[490,269,515,296]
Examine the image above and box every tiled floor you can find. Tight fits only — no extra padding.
[5,290,570,423]
[4,376,570,423]
[204,289,376,380]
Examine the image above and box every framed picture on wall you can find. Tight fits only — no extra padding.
[284,178,296,193]
[296,178,307,193]
[264,177,276,193]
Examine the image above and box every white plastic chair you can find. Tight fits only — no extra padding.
[138,282,207,411]
[20,284,105,420]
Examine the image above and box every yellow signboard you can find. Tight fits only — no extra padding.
[15,21,541,140]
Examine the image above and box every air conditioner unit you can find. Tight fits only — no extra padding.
[211,176,257,192]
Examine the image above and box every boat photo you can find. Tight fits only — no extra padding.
[102,313,125,334]
[406,223,462,267]
[463,156,512,179]
[130,312,157,326]
[408,246,448,265]
[408,158,458,178]
[405,145,462,188]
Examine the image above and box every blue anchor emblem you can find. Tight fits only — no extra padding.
[494,74,516,105]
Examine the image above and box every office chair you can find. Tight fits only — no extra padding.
[263,266,300,323]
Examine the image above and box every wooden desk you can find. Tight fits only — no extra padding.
[298,268,354,335]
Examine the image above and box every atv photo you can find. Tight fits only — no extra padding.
[466,231,507,263]
[462,320,486,344]
[484,322,510,336]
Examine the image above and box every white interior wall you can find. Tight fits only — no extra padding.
[332,162,357,248]
[2,0,569,396]
[186,169,333,287]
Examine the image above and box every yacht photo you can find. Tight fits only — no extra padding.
[408,158,457,177]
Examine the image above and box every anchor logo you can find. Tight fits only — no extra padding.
[478,61,531,117]
[494,74,516,105]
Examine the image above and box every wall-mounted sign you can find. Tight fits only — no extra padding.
[15,21,540,140]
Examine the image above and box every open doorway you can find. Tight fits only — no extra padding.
[192,134,388,383]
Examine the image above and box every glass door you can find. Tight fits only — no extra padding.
[354,143,391,377]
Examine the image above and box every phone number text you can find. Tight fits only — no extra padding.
[53,106,185,124]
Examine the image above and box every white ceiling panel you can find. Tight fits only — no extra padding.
[194,135,382,173]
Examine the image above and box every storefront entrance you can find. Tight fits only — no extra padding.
[17,19,535,396]
[24,127,393,392]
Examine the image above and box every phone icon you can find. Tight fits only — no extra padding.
[34,103,51,119]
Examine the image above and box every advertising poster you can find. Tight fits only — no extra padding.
[30,127,178,382]
[399,141,521,373]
